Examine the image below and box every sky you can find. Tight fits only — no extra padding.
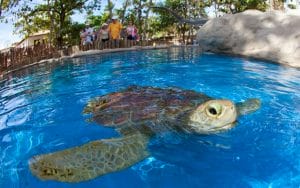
[0,21,20,50]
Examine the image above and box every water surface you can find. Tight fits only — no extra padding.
[0,47,299,187]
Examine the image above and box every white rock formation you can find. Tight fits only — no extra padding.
[196,10,300,67]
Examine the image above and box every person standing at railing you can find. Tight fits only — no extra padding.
[79,25,94,50]
[126,20,138,47]
[97,23,109,49]
[108,16,122,48]
[80,29,86,46]
[85,25,94,46]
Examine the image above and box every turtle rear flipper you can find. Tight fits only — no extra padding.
[29,133,150,183]
[236,98,261,116]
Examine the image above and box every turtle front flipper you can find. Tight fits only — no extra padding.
[29,133,150,183]
[236,98,261,116]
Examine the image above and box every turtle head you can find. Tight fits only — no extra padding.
[188,100,237,134]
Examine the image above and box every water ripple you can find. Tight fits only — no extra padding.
[0,48,300,187]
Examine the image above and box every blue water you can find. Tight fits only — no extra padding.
[0,47,300,188]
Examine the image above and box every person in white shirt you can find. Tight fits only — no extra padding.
[84,25,94,45]
[97,23,110,49]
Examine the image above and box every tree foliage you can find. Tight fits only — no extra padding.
[152,0,209,43]
[104,0,114,19]
[65,22,85,46]
[209,0,268,14]
[8,0,101,48]
[0,0,19,18]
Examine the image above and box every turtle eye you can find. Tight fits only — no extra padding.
[208,107,217,115]
[206,103,222,117]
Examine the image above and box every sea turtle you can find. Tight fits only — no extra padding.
[29,85,261,183]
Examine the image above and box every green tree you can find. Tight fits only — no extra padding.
[153,0,209,43]
[0,0,19,18]
[85,11,110,31]
[146,15,166,38]
[65,22,85,46]
[127,0,154,40]
[0,0,6,17]
[14,9,51,37]
[86,12,102,28]
[115,0,131,23]
[105,0,114,19]
[208,0,268,14]
[13,0,102,48]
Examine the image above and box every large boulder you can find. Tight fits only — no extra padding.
[196,10,300,67]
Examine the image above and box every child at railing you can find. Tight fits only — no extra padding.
[126,20,138,47]
[84,25,94,46]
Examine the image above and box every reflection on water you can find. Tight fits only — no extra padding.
[0,47,300,187]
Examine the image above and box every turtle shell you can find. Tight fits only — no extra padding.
[84,86,212,129]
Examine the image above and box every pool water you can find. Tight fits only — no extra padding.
[0,47,299,187]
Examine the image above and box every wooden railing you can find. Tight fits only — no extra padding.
[0,38,173,74]
[0,44,60,73]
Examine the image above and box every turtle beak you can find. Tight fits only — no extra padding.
[207,120,238,131]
